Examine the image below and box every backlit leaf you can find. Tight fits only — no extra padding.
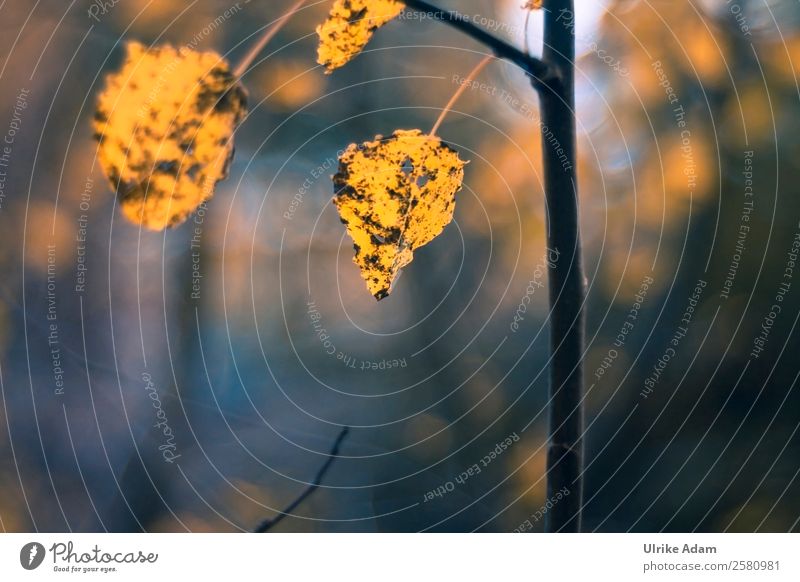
[316,0,405,72]
[333,129,466,300]
[94,41,247,230]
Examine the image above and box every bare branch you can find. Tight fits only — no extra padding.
[401,0,557,86]
[254,426,350,533]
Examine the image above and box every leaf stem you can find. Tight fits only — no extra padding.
[254,426,350,533]
[523,9,533,56]
[401,0,556,86]
[233,0,307,79]
[429,55,493,136]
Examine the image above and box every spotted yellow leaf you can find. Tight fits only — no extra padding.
[333,129,466,300]
[316,0,405,72]
[93,41,247,230]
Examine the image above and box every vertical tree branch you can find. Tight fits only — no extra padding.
[397,0,585,530]
[539,0,585,532]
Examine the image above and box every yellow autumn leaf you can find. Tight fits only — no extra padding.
[93,41,247,230]
[316,0,405,72]
[333,129,466,300]
[522,0,543,9]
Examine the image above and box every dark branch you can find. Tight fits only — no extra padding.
[540,0,584,533]
[401,0,557,86]
[254,426,350,533]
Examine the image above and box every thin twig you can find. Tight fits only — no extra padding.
[254,426,350,533]
[233,0,307,79]
[429,55,493,136]
[401,0,557,86]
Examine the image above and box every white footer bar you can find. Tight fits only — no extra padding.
[1,533,797,581]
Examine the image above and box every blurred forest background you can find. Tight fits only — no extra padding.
[1,0,799,532]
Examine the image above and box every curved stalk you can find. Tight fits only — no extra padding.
[523,9,533,56]
[429,55,493,136]
[233,0,307,79]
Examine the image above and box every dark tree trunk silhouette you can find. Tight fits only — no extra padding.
[540,0,584,533]
[403,0,585,532]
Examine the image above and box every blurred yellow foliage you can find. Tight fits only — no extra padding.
[256,59,325,109]
[115,0,181,29]
[723,83,773,144]
[23,202,75,274]
[766,34,800,80]
[333,129,465,300]
[316,0,405,72]
[509,433,547,500]
[94,41,247,230]
[682,26,728,83]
